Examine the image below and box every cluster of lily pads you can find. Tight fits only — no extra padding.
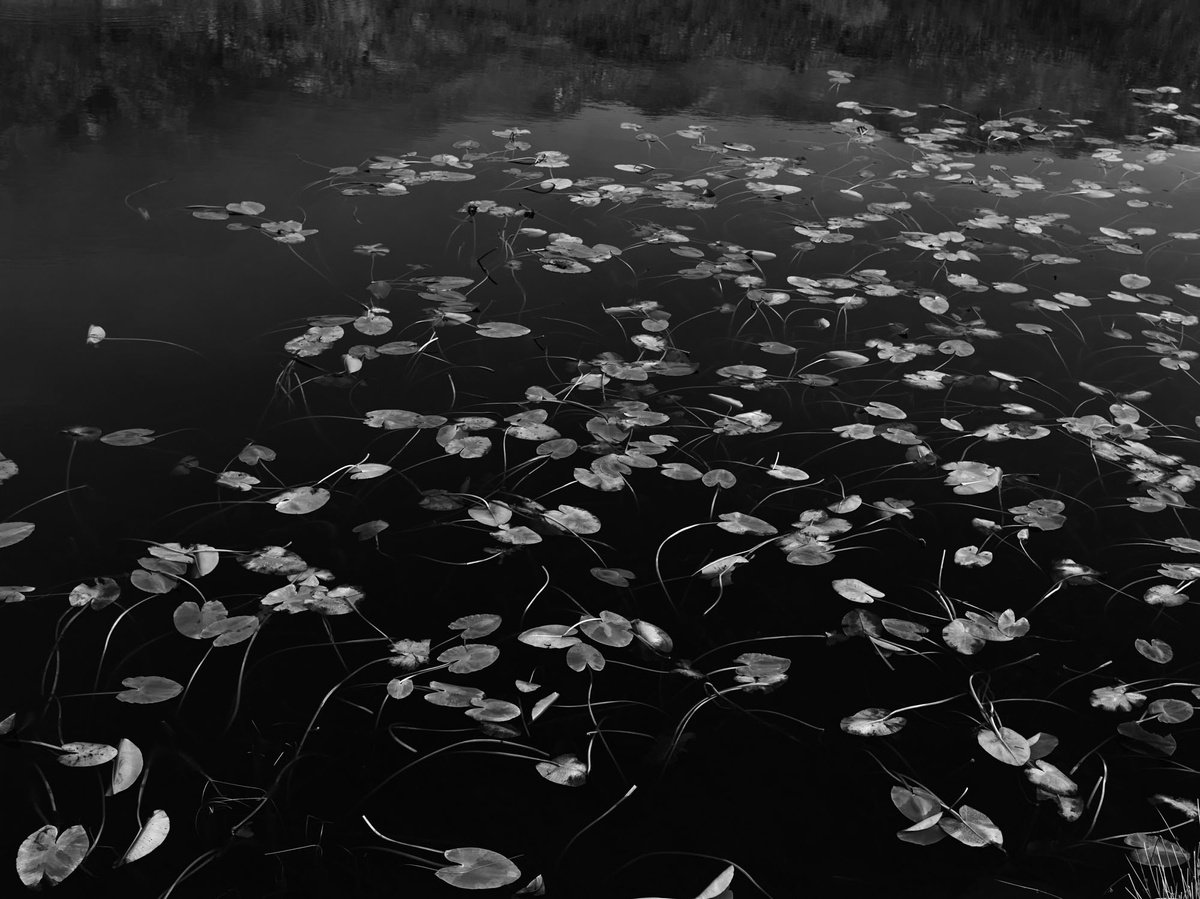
[7,72,1200,896]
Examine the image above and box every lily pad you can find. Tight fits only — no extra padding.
[16,825,89,887]
[435,847,521,890]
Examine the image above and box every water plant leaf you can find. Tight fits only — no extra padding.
[519,625,581,649]
[1090,685,1147,712]
[942,461,1002,495]
[16,824,89,887]
[514,874,546,896]
[661,463,703,481]
[387,678,414,700]
[977,727,1031,766]
[116,676,183,704]
[832,578,884,603]
[566,643,605,671]
[1152,795,1200,819]
[101,428,156,447]
[216,470,260,491]
[270,487,330,515]
[492,526,542,546]
[942,618,986,655]
[173,600,227,638]
[69,576,120,609]
[237,443,276,465]
[841,708,906,736]
[130,569,176,594]
[466,698,522,722]
[438,644,500,674]
[1134,637,1173,664]
[354,520,389,540]
[349,463,391,480]
[1148,699,1193,724]
[117,809,169,866]
[767,464,809,481]
[882,618,928,641]
[477,322,531,339]
[1027,733,1059,761]
[226,201,265,215]
[953,546,994,567]
[544,505,601,534]
[1143,584,1189,607]
[469,502,512,527]
[899,812,948,846]
[591,567,634,587]
[941,805,1002,848]
[578,611,633,648]
[530,691,558,721]
[535,754,587,787]
[632,619,673,653]
[1125,833,1190,867]
[435,847,521,889]
[717,512,776,536]
[389,639,430,670]
[0,522,35,549]
[891,785,940,822]
[1117,721,1176,755]
[1026,760,1077,796]
[202,615,260,647]
[449,614,502,639]
[0,586,33,603]
[58,741,118,767]
[109,737,144,796]
[425,682,485,708]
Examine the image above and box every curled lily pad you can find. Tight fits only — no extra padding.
[109,737,144,796]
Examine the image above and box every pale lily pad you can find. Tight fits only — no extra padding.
[977,726,1030,766]
[435,847,521,889]
[116,676,183,704]
[58,741,117,767]
[16,825,89,886]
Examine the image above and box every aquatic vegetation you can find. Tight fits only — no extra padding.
[9,73,1200,898]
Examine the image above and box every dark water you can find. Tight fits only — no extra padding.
[4,2,1200,897]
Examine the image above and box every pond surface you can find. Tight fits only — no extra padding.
[4,2,1200,897]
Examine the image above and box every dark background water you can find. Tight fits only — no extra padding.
[4,3,1200,898]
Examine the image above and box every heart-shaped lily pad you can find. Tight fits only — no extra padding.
[435,847,521,889]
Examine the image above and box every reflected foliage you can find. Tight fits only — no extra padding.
[2,0,1200,147]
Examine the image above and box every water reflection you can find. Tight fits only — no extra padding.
[3,0,1199,154]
